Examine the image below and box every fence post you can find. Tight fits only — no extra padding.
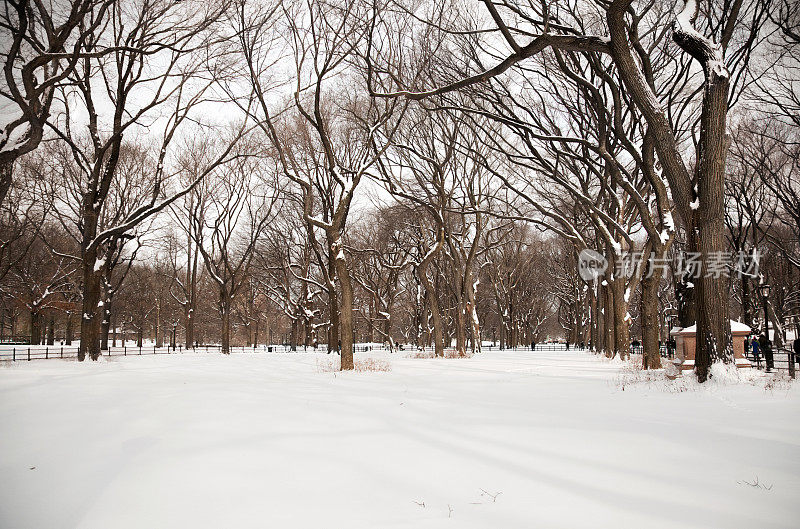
[45,347,48,359]
[13,347,15,361]
[124,346,127,356]
[60,347,63,359]
[28,347,30,361]
[139,346,142,355]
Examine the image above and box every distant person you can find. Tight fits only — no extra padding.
[565,340,570,350]
[751,336,761,368]
[758,333,773,372]
[531,340,536,351]
[579,341,585,349]
[794,337,800,365]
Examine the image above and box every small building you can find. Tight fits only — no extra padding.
[669,321,752,371]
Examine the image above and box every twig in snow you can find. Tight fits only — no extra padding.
[412,500,425,508]
[479,488,502,502]
[736,476,773,491]
[448,504,454,518]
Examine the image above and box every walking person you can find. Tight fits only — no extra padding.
[759,333,773,372]
[751,336,760,368]
[531,340,536,351]
[793,337,800,366]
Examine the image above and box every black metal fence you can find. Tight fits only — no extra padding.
[0,344,305,361]
[0,342,588,361]
[743,346,797,371]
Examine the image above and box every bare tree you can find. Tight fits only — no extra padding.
[368,0,769,380]
[1,0,115,206]
[235,0,407,368]
[50,0,248,360]
[192,149,280,354]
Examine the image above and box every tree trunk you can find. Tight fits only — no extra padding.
[46,313,55,345]
[611,276,630,360]
[641,273,662,369]
[185,219,198,348]
[221,299,231,354]
[185,304,194,348]
[693,66,733,382]
[65,312,73,345]
[78,190,102,361]
[100,305,111,351]
[30,310,41,345]
[290,319,298,351]
[418,263,444,357]
[0,153,14,209]
[590,283,599,352]
[603,282,614,357]
[154,301,161,348]
[79,264,103,361]
[331,236,354,370]
[455,300,466,355]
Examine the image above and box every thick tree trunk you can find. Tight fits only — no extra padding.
[290,319,299,351]
[0,153,14,209]
[641,273,663,369]
[693,67,733,382]
[331,236,354,370]
[455,302,466,355]
[78,190,102,361]
[30,310,41,345]
[612,277,630,360]
[46,313,55,345]
[79,265,103,361]
[605,250,630,360]
[100,305,111,351]
[65,312,73,345]
[220,299,231,354]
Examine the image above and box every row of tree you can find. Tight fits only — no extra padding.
[1,0,799,379]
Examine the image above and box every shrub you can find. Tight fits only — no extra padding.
[316,357,392,372]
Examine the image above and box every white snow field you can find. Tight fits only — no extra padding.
[1,349,798,529]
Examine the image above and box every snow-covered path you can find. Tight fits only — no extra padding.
[1,350,798,528]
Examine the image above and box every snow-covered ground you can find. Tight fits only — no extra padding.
[1,349,798,528]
